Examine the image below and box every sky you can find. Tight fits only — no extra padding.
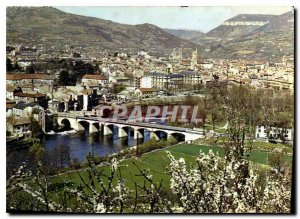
[55,6,292,33]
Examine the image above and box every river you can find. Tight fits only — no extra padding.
[42,128,151,162]
[6,118,167,178]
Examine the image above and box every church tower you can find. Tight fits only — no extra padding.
[190,47,198,70]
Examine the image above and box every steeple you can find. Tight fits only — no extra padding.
[190,47,198,70]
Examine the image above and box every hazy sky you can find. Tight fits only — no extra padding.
[55,6,292,33]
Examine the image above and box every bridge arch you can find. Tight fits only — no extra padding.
[119,126,135,137]
[170,132,186,142]
[60,118,72,130]
[152,130,168,140]
[90,122,100,133]
[77,120,89,132]
[101,123,115,136]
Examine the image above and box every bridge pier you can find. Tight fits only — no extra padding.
[76,122,85,131]
[134,129,144,139]
[89,123,98,133]
[118,127,128,138]
[57,114,205,142]
[103,124,113,136]
[150,131,159,141]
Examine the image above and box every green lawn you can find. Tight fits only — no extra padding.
[51,144,293,190]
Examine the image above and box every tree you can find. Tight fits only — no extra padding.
[113,84,126,94]
[27,112,43,138]
[58,70,70,86]
[25,64,35,74]
[206,81,222,131]
[29,142,45,158]
[260,89,294,142]
[6,58,13,71]
[268,148,288,174]
[167,150,291,213]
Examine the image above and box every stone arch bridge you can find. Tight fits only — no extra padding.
[57,113,204,142]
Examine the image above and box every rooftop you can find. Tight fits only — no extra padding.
[82,74,107,80]
[12,118,31,126]
[14,92,46,98]
[6,73,52,80]
[13,101,38,110]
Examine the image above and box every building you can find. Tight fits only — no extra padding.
[169,48,182,61]
[134,76,142,89]
[109,76,131,85]
[81,74,108,86]
[181,71,202,86]
[142,71,202,90]
[134,88,157,97]
[200,63,213,70]
[255,125,294,142]
[13,92,47,108]
[6,73,54,87]
[190,48,198,70]
[11,101,45,131]
[140,76,153,88]
[6,101,16,117]
[7,118,32,138]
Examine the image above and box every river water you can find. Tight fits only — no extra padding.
[7,119,167,178]
[42,128,151,162]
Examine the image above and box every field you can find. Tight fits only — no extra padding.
[51,143,293,190]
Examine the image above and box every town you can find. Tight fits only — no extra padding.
[6,6,294,214]
[6,45,294,144]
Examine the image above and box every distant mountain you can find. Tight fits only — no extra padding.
[163,28,204,40]
[196,14,276,44]
[6,7,196,55]
[205,11,294,61]
[242,11,294,37]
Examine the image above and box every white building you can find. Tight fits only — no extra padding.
[140,76,153,88]
[7,118,32,138]
[81,74,108,86]
[255,125,294,142]
[200,63,214,70]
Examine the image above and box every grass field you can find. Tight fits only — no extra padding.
[51,144,293,190]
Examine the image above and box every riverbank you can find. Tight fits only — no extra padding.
[47,142,293,191]
[6,137,40,152]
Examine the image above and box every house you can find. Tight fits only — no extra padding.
[255,125,294,142]
[109,76,131,85]
[249,74,260,87]
[13,92,47,108]
[81,89,100,111]
[200,63,213,70]
[48,100,66,113]
[6,73,54,87]
[6,84,18,99]
[134,88,157,97]
[117,90,132,102]
[81,74,108,86]
[7,118,32,138]
[11,101,45,132]
[6,101,16,117]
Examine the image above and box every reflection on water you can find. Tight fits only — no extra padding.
[42,126,151,162]
[7,119,168,178]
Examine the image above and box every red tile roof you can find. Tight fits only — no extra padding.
[82,74,107,80]
[14,92,46,98]
[6,73,51,80]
